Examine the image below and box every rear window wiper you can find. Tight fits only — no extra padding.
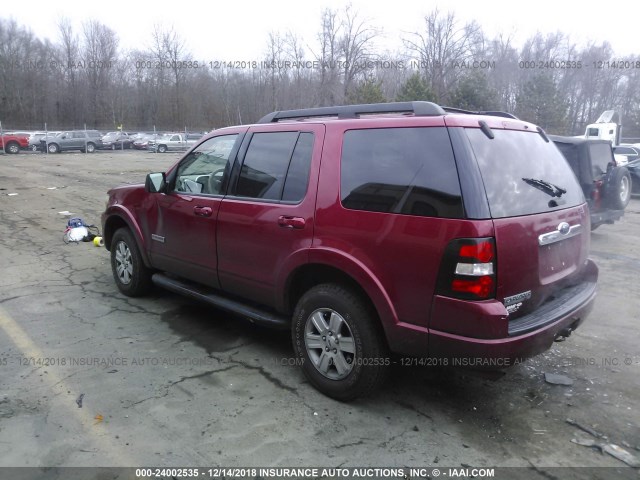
[522,177,566,198]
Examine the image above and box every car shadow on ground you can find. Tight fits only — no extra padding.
[153,292,532,416]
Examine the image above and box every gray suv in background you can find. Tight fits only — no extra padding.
[41,130,103,153]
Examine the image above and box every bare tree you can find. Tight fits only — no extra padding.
[485,34,519,111]
[264,32,288,111]
[82,20,118,126]
[404,9,481,103]
[57,18,81,125]
[283,31,310,107]
[315,8,342,106]
[339,5,379,100]
[1,14,639,137]
[150,24,189,128]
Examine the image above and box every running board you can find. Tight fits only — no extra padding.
[151,273,290,330]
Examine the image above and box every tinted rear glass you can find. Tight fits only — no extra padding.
[340,127,463,218]
[466,129,584,218]
[282,132,314,202]
[553,142,591,187]
[589,143,614,177]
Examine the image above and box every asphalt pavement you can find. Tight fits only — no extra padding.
[0,151,638,478]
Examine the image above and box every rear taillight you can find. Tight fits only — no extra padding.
[436,238,496,300]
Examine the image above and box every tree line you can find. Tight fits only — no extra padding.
[0,8,639,140]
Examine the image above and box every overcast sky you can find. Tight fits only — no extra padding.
[6,0,639,59]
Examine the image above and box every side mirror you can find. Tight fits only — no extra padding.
[145,172,166,193]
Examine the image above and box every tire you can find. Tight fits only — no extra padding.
[606,167,631,210]
[47,143,59,154]
[110,228,152,297]
[6,142,20,154]
[292,283,390,401]
[86,142,96,153]
[157,144,167,153]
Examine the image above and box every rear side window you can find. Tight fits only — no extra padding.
[282,133,314,202]
[466,129,584,218]
[340,127,463,218]
[236,131,314,202]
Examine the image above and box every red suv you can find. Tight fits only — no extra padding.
[102,102,598,400]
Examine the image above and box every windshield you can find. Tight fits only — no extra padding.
[466,128,585,218]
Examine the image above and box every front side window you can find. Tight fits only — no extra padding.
[174,134,238,195]
[340,127,463,218]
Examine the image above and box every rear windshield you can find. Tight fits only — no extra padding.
[588,143,615,177]
[466,128,584,218]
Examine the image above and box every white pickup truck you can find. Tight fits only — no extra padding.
[149,133,203,153]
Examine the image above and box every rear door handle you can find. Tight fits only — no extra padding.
[194,206,213,217]
[278,216,305,229]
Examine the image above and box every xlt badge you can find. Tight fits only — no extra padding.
[504,290,532,314]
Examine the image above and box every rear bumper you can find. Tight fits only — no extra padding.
[591,208,624,226]
[387,259,598,365]
[428,288,595,367]
[427,259,598,366]
[507,280,596,336]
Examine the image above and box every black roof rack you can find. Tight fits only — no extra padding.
[257,101,447,123]
[441,106,519,120]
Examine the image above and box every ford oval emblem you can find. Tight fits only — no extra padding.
[558,222,571,235]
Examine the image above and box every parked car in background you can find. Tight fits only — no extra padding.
[132,133,158,150]
[149,133,203,153]
[28,131,60,151]
[35,132,63,152]
[41,130,103,153]
[627,158,640,195]
[0,133,29,153]
[613,145,640,166]
[551,135,631,229]
[129,132,147,143]
[103,102,598,400]
[101,132,133,150]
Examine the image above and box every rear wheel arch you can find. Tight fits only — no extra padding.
[287,264,370,312]
[284,263,394,343]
